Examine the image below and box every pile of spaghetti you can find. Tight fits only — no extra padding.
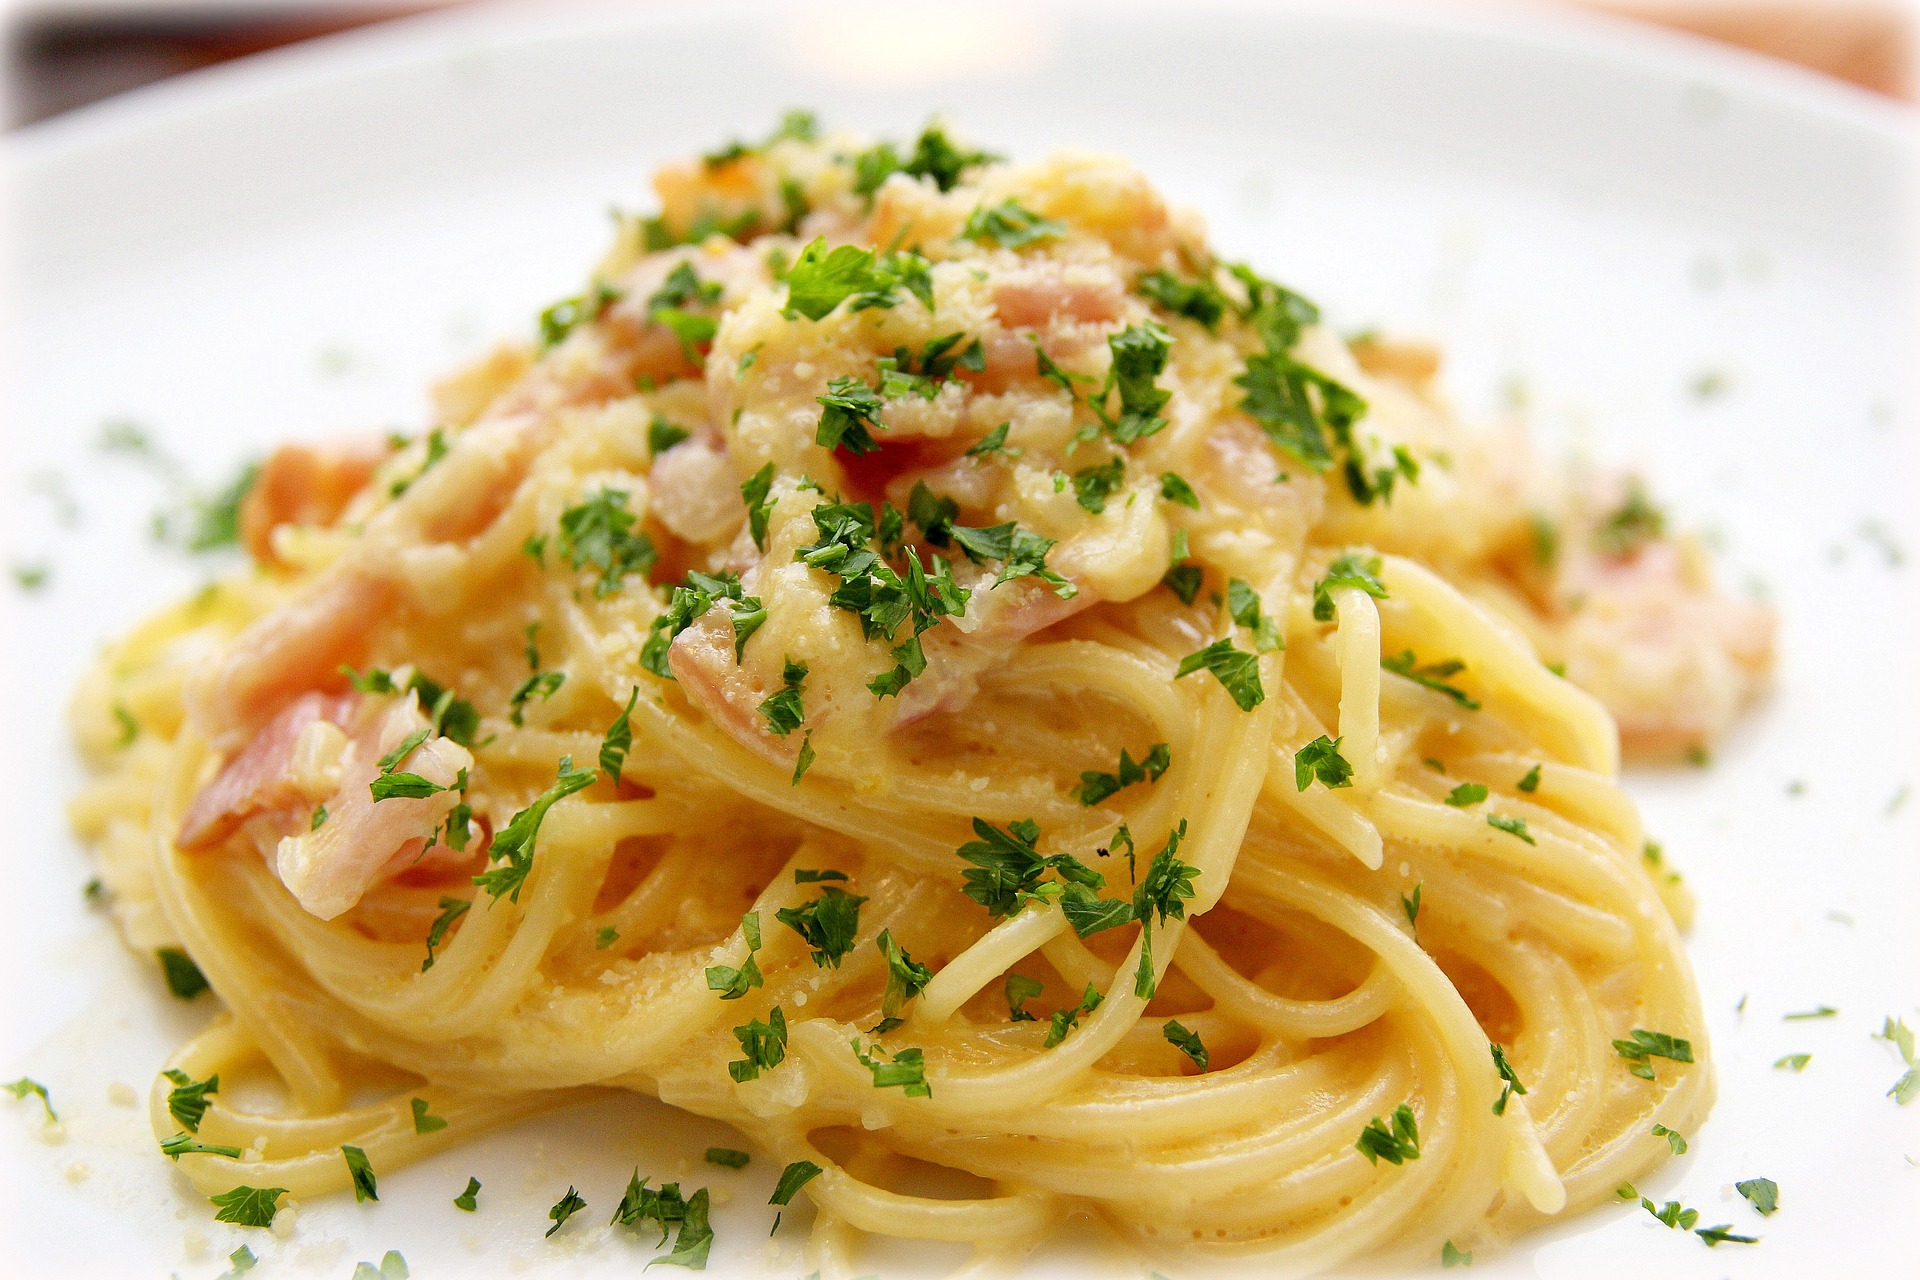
[69,117,1773,1273]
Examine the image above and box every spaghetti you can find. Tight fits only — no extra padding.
[68,118,1770,1273]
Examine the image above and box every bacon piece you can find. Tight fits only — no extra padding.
[177,691,356,851]
[240,437,391,565]
[667,609,795,767]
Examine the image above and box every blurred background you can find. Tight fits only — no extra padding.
[4,0,1914,128]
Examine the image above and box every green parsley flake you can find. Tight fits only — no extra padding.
[1381,650,1480,709]
[558,488,657,597]
[1312,553,1388,621]
[1783,1005,1838,1020]
[473,757,596,903]
[421,896,470,971]
[4,1077,56,1122]
[852,1038,932,1096]
[1226,579,1284,653]
[758,659,809,736]
[1445,782,1487,807]
[1696,1225,1760,1247]
[1773,1053,1811,1072]
[1355,1104,1421,1165]
[1517,764,1542,792]
[1043,983,1104,1048]
[1163,1020,1209,1071]
[157,946,209,999]
[961,199,1065,249]
[1490,1042,1528,1115]
[1137,269,1229,330]
[1075,742,1171,805]
[600,687,640,786]
[1651,1122,1687,1154]
[1736,1177,1779,1216]
[1175,637,1265,711]
[775,886,868,968]
[162,1069,218,1131]
[161,1132,243,1161]
[1486,814,1535,845]
[876,929,932,1022]
[1293,736,1353,791]
[411,1097,448,1134]
[1612,1028,1694,1081]
[649,417,692,455]
[770,1159,823,1205]
[209,1185,287,1229]
[706,911,765,1000]
[454,1176,481,1212]
[1402,884,1422,931]
[729,1006,788,1082]
[1159,472,1200,509]
[1441,1241,1472,1268]
[343,1144,378,1201]
[546,1185,587,1237]
[705,1147,750,1169]
[1005,974,1045,1022]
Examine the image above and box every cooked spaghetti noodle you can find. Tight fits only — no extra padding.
[68,118,1772,1273]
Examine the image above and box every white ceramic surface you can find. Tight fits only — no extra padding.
[3,1,1914,1276]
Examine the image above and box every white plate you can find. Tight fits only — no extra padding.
[3,1,1914,1276]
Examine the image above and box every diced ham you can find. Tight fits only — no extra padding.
[177,691,356,850]
[667,608,796,767]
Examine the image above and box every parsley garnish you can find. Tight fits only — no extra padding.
[792,732,815,785]
[961,199,1064,249]
[421,896,470,971]
[1226,579,1284,652]
[1005,974,1045,1022]
[1736,1177,1779,1216]
[601,687,640,786]
[1441,1241,1471,1268]
[1175,638,1264,710]
[876,929,931,1022]
[161,1132,243,1161]
[1696,1225,1760,1247]
[538,280,622,350]
[729,1006,789,1082]
[1159,472,1200,509]
[1312,552,1388,621]
[342,1144,378,1201]
[949,521,1075,598]
[1043,983,1104,1048]
[1382,650,1480,709]
[411,1097,448,1134]
[1075,743,1171,805]
[1293,736,1353,791]
[1355,1104,1421,1164]
[473,757,596,903]
[758,659,809,736]
[1402,884,1421,930]
[4,1077,56,1122]
[161,1069,216,1130]
[1072,456,1125,514]
[157,946,209,999]
[546,1186,587,1237]
[1880,1015,1919,1104]
[454,1177,481,1211]
[702,911,764,1001]
[1446,783,1487,807]
[783,237,928,320]
[954,817,1104,920]
[1490,1042,1528,1115]
[508,670,565,727]
[1137,269,1228,329]
[1773,1053,1811,1072]
[649,417,692,456]
[1163,1020,1209,1070]
[641,569,766,676]
[209,1185,286,1229]
[114,703,139,745]
[776,887,867,968]
[1486,814,1535,845]
[558,488,657,597]
[1651,1122,1687,1154]
[1612,1028,1694,1081]
[1595,483,1666,557]
[852,1039,931,1096]
[1783,1005,1838,1020]
[770,1159,823,1205]
[815,376,886,454]
[704,1147,749,1169]
[966,421,1017,458]
[1131,821,1197,998]
[220,1245,257,1278]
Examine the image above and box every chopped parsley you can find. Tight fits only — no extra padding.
[1880,1015,1919,1104]
[1445,783,1487,807]
[1311,552,1388,621]
[1293,736,1353,791]
[792,733,815,785]
[775,886,867,968]
[705,1147,750,1169]
[411,1097,448,1134]
[1075,743,1171,805]
[1441,1241,1471,1268]
[538,280,622,350]
[783,237,929,320]
[729,1006,789,1082]
[966,421,1017,458]
[114,703,139,745]
[854,124,998,195]
[1163,1020,1209,1070]
[1086,322,1173,445]
[1612,1028,1694,1081]
[1163,556,1203,606]
[757,659,809,736]
[852,1039,931,1096]
[1130,821,1197,998]
[1517,764,1541,792]
[740,462,777,552]
[1401,884,1421,930]
[473,756,596,903]
[1486,814,1535,845]
[1043,983,1104,1048]
[770,1159,823,1205]
[960,199,1065,249]
[1490,1042,1527,1115]
[1783,1005,1838,1020]
[421,896,470,971]
[1072,456,1126,514]
[161,1132,243,1161]
[1159,472,1200,509]
[600,687,640,786]
[1640,1194,1698,1230]
[1381,650,1480,709]
[1695,1225,1760,1247]
[1136,269,1229,330]
[220,1245,257,1278]
[815,376,887,454]
[546,1186,587,1236]
[641,569,766,676]
[596,926,619,949]
[1773,1053,1811,1072]
[1651,1122,1687,1155]
[209,1185,287,1229]
[454,1176,481,1211]
[1226,579,1284,653]
[704,108,817,166]
[876,929,931,1024]
[558,488,657,597]
[508,670,565,726]
[649,417,692,456]
[1355,1104,1421,1165]
[1006,974,1045,1021]
[348,1253,407,1280]
[706,912,765,1000]
[1174,637,1264,711]
[1595,483,1666,557]
[157,946,209,999]
[162,1069,217,1130]
[1736,1177,1779,1216]
[343,1144,378,1201]
[954,817,1106,922]
[4,1077,56,1122]
[949,520,1075,597]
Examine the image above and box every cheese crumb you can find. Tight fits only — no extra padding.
[107,1082,137,1107]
